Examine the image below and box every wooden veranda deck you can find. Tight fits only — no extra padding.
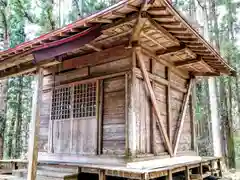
[0,157,222,179]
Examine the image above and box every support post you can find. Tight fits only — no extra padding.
[136,47,173,156]
[168,170,173,180]
[151,59,157,155]
[125,74,129,154]
[166,67,172,143]
[128,50,138,156]
[173,78,193,155]
[190,79,198,153]
[99,170,106,180]
[27,67,43,180]
[184,166,190,180]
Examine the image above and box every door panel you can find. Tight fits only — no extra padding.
[53,120,71,153]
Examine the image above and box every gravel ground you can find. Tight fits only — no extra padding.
[221,170,240,180]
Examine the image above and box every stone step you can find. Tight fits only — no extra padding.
[38,165,78,174]
[12,169,27,178]
[0,174,26,180]
[12,168,77,180]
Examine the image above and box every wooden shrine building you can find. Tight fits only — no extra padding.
[0,0,236,179]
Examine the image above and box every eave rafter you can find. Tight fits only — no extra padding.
[141,13,219,74]
[144,12,179,45]
[174,56,202,67]
[0,59,60,80]
[175,56,216,73]
[156,43,185,56]
[129,0,155,46]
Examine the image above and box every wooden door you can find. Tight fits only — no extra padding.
[51,86,71,153]
[51,81,97,155]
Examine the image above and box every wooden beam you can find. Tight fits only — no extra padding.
[174,57,202,67]
[85,44,102,52]
[152,14,174,19]
[96,80,100,155]
[91,18,112,24]
[185,166,190,180]
[173,78,193,155]
[145,13,179,45]
[192,72,220,76]
[151,58,157,155]
[141,32,165,49]
[0,54,34,71]
[171,32,191,36]
[112,12,126,18]
[126,4,138,11]
[156,43,185,56]
[168,170,173,180]
[125,74,129,155]
[134,68,187,93]
[99,170,106,180]
[148,6,166,13]
[190,80,197,152]
[166,67,172,144]
[0,60,60,80]
[135,47,173,156]
[141,46,189,79]
[129,0,154,46]
[178,37,198,41]
[199,60,215,72]
[128,50,138,156]
[164,27,187,32]
[62,45,132,71]
[27,67,43,180]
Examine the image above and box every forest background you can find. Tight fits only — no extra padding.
[0,0,240,169]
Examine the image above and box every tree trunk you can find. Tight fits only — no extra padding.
[13,76,23,158]
[225,0,236,169]
[0,5,9,159]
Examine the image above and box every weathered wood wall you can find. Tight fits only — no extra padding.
[38,46,194,160]
[39,46,131,156]
[133,52,193,155]
[103,76,126,155]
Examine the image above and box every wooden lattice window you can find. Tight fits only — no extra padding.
[73,82,96,118]
[51,87,71,120]
[51,81,96,120]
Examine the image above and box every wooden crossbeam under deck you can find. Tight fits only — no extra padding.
[135,47,173,156]
[173,78,194,155]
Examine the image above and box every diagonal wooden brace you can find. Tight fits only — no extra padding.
[173,78,194,155]
[135,47,173,156]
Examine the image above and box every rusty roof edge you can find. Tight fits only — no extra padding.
[161,0,236,76]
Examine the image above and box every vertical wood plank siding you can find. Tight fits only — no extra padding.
[134,54,193,155]
[39,47,131,156]
[103,76,126,155]
[38,46,194,159]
